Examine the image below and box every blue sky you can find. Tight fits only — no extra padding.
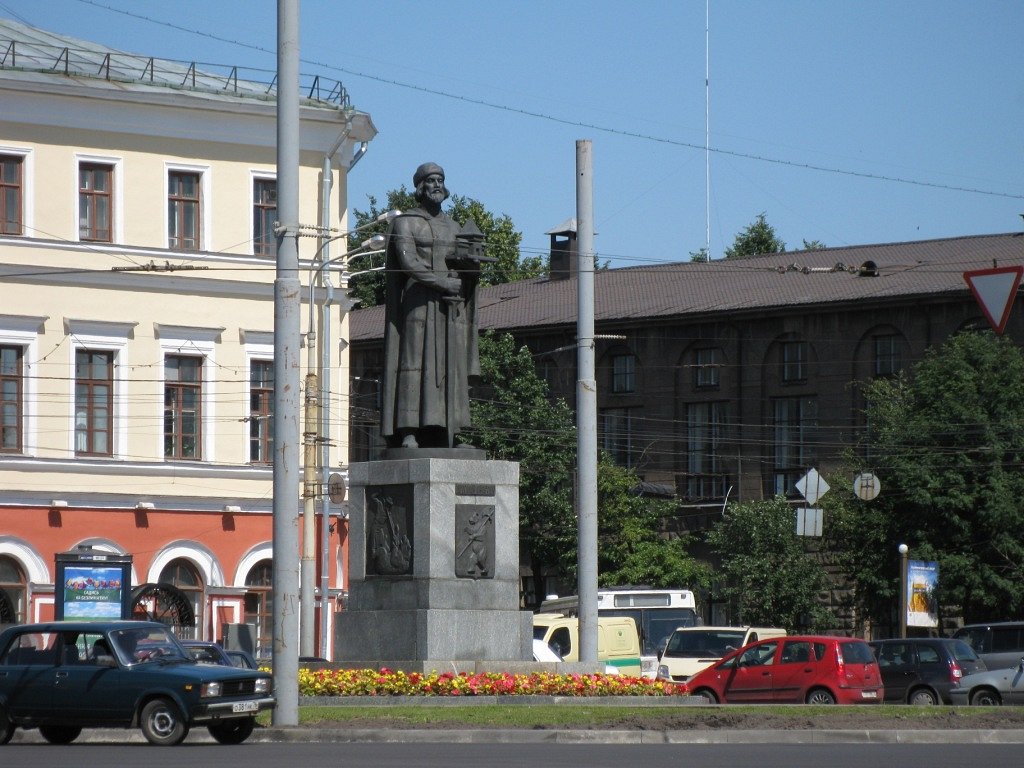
[4,0,1022,267]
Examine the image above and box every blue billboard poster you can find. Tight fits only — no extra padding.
[62,565,125,620]
[906,560,938,628]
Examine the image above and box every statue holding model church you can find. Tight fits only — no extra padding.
[381,162,489,451]
[335,162,532,668]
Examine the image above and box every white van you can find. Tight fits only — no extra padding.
[656,626,788,682]
[532,613,642,676]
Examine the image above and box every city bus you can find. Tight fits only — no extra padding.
[538,587,701,678]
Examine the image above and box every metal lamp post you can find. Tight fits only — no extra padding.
[898,543,909,639]
[299,219,395,658]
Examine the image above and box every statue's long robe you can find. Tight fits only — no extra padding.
[381,209,478,444]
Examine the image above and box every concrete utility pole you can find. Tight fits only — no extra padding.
[576,140,598,663]
[272,0,300,726]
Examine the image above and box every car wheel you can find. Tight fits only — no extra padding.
[139,698,190,746]
[806,688,837,705]
[0,707,15,745]
[908,688,938,706]
[208,717,256,745]
[38,725,82,744]
[692,688,719,704]
[970,688,1002,706]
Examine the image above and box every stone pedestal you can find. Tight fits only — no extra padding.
[334,457,532,666]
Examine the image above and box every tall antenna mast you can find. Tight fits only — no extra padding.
[705,0,711,257]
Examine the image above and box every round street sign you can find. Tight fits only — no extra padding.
[328,472,347,504]
[853,472,881,501]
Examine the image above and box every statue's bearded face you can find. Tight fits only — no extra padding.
[421,173,447,204]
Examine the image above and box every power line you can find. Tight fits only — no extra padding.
[68,0,1024,203]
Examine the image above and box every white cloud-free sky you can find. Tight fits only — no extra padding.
[4,0,1022,267]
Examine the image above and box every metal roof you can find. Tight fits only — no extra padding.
[350,231,1024,341]
[0,17,349,109]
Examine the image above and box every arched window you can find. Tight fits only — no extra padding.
[244,561,273,661]
[0,555,26,626]
[158,558,204,639]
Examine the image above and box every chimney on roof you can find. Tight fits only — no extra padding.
[546,218,578,280]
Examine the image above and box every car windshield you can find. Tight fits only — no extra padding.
[110,626,190,665]
[664,630,746,658]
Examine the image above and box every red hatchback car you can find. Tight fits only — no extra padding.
[682,635,884,705]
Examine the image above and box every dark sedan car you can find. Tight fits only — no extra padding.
[869,638,986,704]
[181,640,258,670]
[0,620,274,746]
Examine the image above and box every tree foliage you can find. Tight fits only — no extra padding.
[706,496,835,631]
[465,331,577,595]
[466,332,708,599]
[346,189,544,308]
[723,212,786,259]
[826,330,1024,624]
[595,455,711,591]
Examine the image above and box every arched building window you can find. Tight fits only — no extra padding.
[0,555,26,626]
[244,561,273,661]
[158,558,204,640]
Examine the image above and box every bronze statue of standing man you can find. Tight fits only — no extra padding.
[381,163,483,450]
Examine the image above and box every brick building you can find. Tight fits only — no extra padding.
[349,227,1024,610]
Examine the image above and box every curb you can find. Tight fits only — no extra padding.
[252,727,1024,745]
[13,727,1024,745]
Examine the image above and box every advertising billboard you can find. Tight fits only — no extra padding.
[906,559,938,629]
[54,547,133,621]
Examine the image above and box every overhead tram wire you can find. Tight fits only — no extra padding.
[73,0,1024,203]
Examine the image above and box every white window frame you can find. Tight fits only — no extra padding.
[0,145,33,238]
[250,170,276,257]
[0,316,42,455]
[244,333,274,464]
[74,153,124,244]
[164,162,212,252]
[66,321,132,459]
[157,327,219,462]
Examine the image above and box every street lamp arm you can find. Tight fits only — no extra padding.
[306,249,386,340]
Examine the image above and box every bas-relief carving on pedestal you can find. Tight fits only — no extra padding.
[455,504,494,579]
[365,486,413,576]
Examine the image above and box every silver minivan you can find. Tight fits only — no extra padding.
[952,622,1024,671]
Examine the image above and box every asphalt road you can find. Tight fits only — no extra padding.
[3,742,1022,767]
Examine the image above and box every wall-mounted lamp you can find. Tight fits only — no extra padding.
[135,502,155,510]
[50,500,69,508]
[223,505,242,513]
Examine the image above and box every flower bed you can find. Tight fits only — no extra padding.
[298,667,685,697]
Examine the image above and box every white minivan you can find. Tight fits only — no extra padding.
[656,626,788,683]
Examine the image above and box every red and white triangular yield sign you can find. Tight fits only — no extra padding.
[963,266,1023,335]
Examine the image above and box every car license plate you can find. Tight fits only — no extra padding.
[232,701,258,713]
[861,690,878,699]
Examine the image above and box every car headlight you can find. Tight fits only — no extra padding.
[200,681,222,698]
[254,677,272,695]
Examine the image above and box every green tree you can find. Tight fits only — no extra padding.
[596,455,711,590]
[723,212,786,259]
[801,239,827,251]
[346,189,545,308]
[465,331,577,600]
[466,332,708,599]
[827,330,1024,625]
[706,496,835,631]
[689,246,710,263]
